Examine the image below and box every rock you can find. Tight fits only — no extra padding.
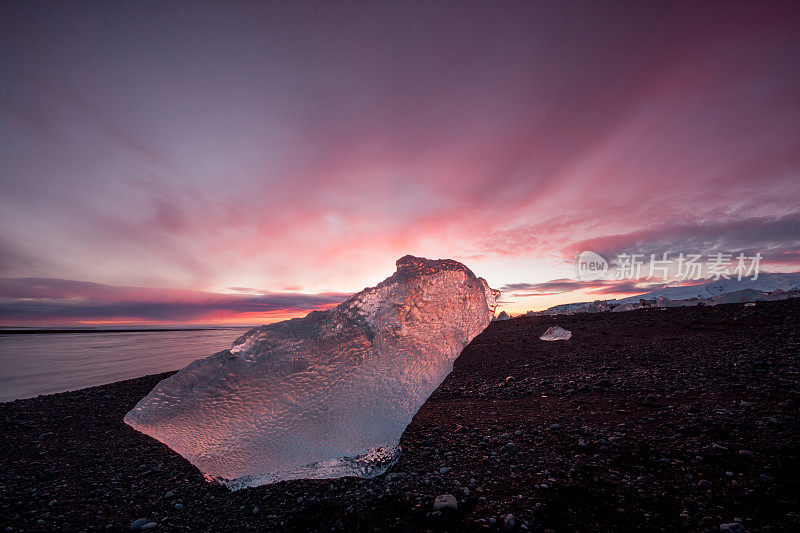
[720,523,745,533]
[163,491,174,499]
[385,473,404,482]
[174,503,183,510]
[502,513,517,531]
[439,467,451,475]
[140,523,158,531]
[130,518,149,530]
[698,479,712,489]
[433,494,458,511]
[540,326,572,341]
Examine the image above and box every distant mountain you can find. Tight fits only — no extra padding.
[617,272,800,303]
[526,272,800,317]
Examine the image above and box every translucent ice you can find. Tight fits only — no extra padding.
[539,326,572,341]
[124,256,499,489]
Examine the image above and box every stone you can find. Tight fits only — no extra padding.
[502,513,517,531]
[130,518,149,530]
[433,494,458,511]
[720,523,745,533]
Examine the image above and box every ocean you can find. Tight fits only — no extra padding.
[0,327,251,403]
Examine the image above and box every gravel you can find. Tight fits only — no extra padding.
[1,299,799,531]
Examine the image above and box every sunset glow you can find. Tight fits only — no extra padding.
[1,1,799,325]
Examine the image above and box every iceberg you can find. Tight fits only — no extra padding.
[124,255,499,489]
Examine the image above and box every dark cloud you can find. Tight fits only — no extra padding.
[568,213,800,264]
[499,279,585,295]
[500,278,673,297]
[0,278,349,324]
[226,287,263,293]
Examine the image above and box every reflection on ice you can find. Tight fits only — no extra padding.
[124,256,499,489]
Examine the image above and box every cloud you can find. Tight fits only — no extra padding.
[0,278,350,325]
[499,278,669,297]
[1,1,799,310]
[567,212,800,263]
[499,279,586,295]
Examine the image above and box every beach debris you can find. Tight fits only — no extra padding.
[540,326,572,341]
[125,256,499,489]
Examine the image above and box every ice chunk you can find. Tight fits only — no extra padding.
[124,256,499,489]
[493,310,511,321]
[612,302,642,313]
[540,326,572,341]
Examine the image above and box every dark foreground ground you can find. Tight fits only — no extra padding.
[2,299,799,532]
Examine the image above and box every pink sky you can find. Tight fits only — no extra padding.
[1,1,799,325]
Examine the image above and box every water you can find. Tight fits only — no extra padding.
[0,327,250,403]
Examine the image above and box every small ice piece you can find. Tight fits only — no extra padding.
[540,326,572,341]
[124,256,499,489]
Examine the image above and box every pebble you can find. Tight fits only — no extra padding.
[129,518,149,530]
[719,523,745,533]
[141,523,158,531]
[502,513,517,531]
[433,494,458,511]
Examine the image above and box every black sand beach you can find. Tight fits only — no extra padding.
[2,299,799,532]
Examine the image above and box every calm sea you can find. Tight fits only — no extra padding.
[0,327,251,403]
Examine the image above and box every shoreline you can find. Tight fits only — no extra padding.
[0,327,245,335]
[1,299,799,531]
